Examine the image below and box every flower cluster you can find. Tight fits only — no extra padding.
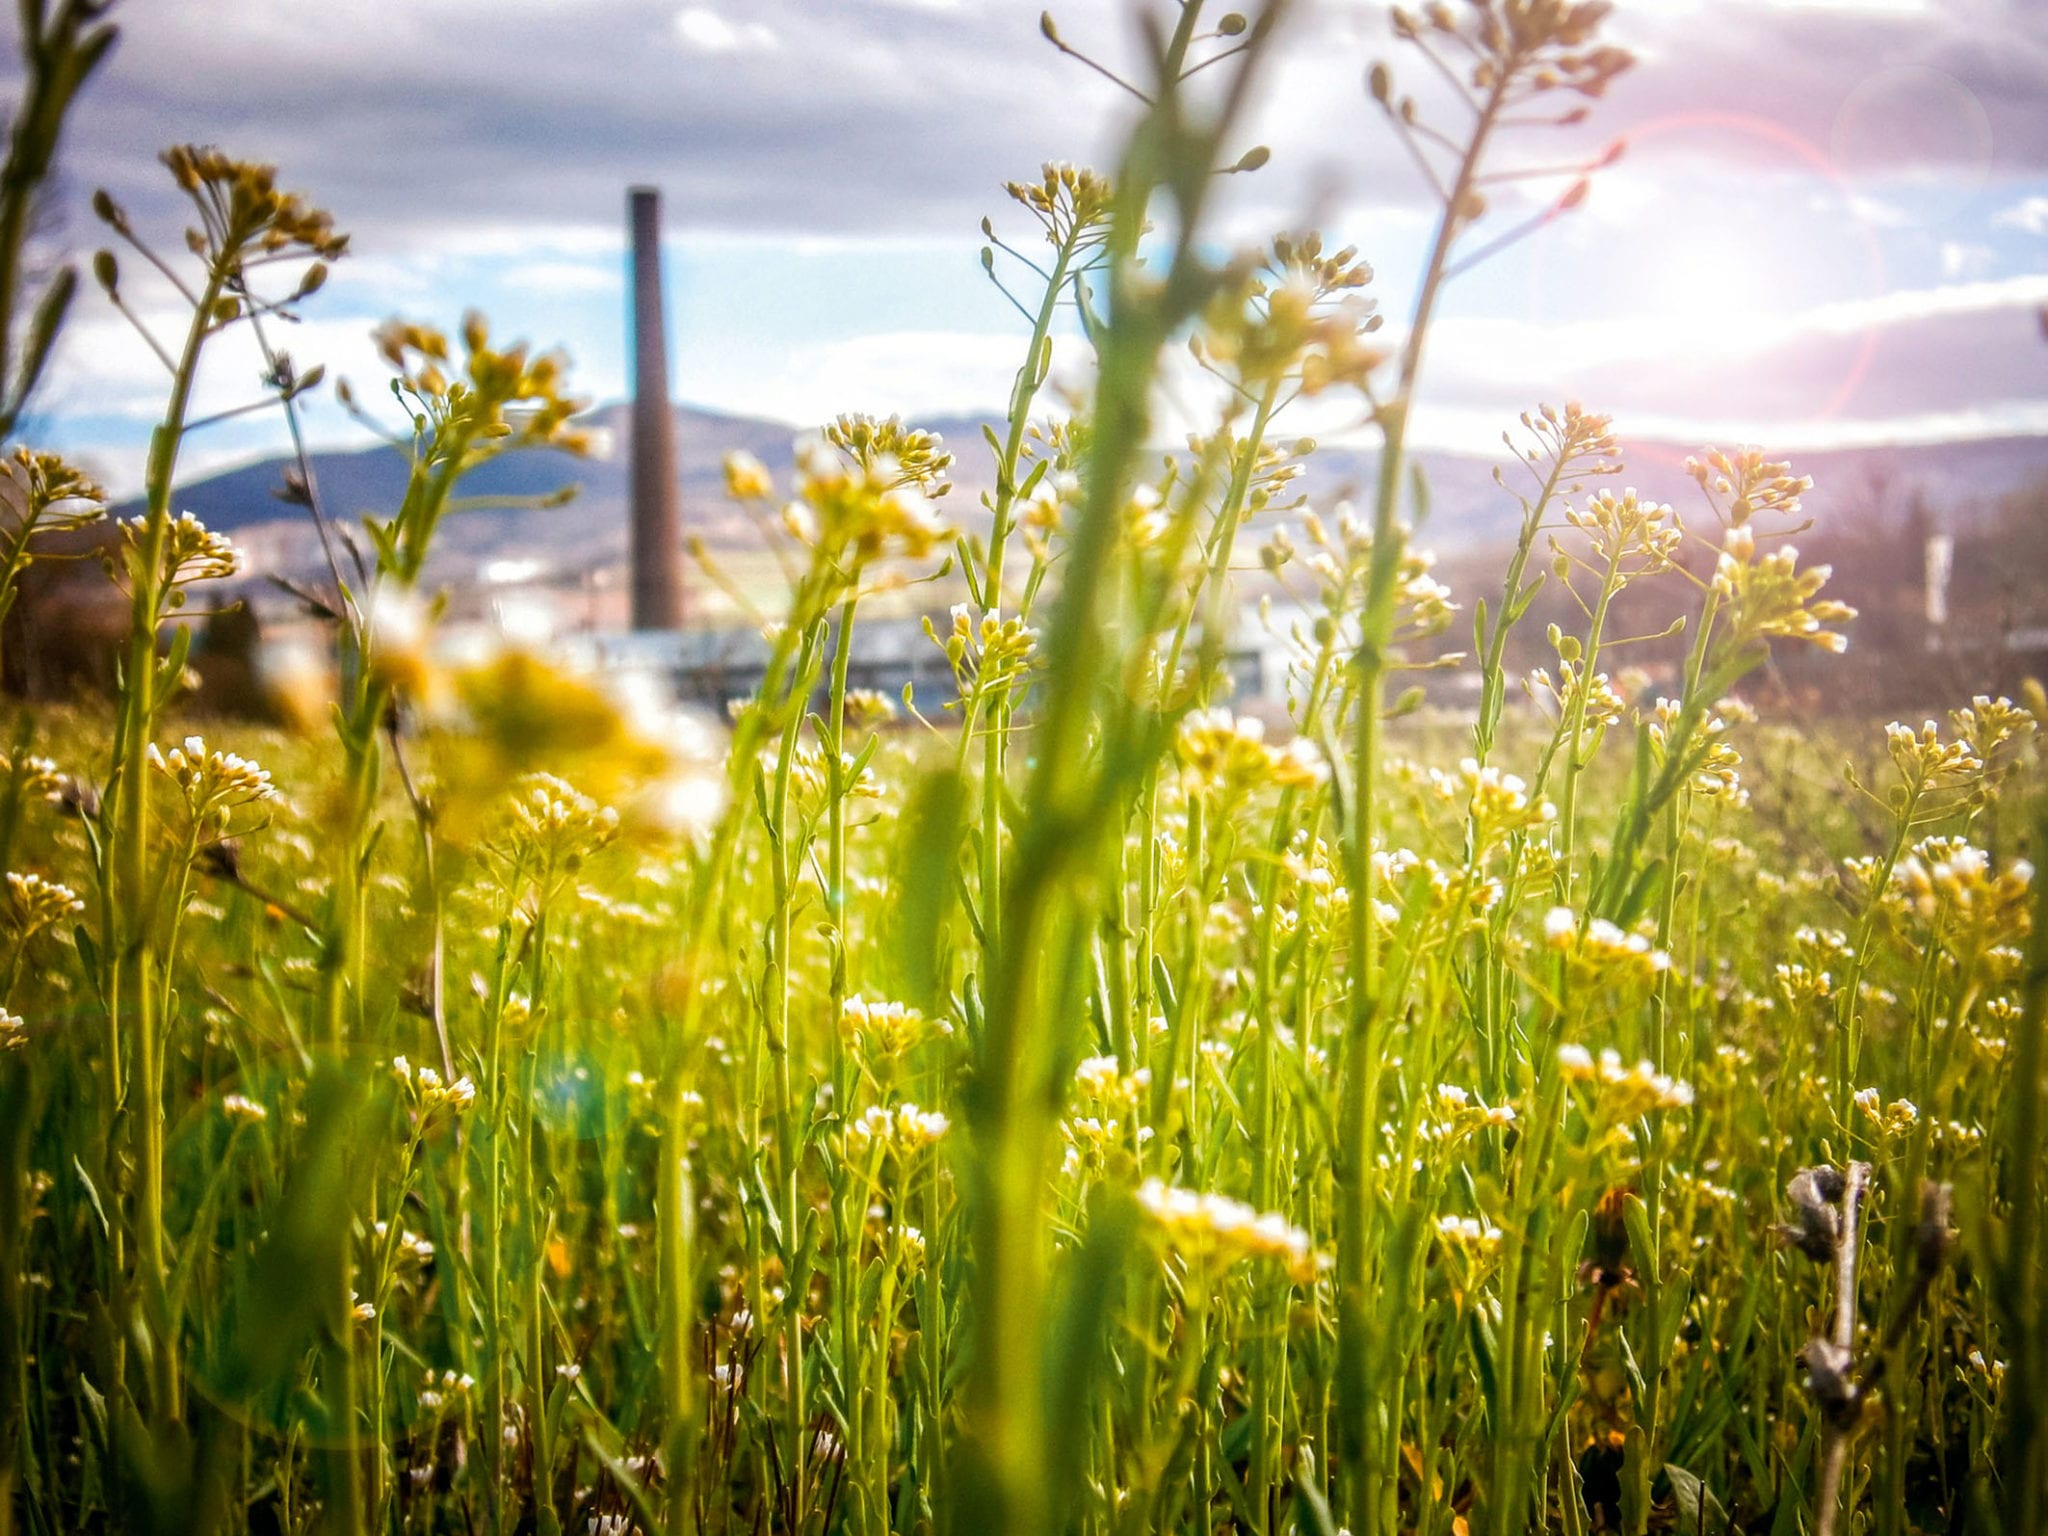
[2,449,106,540]
[1645,698,1746,804]
[1062,1108,1153,1176]
[1073,1054,1152,1112]
[1003,161,1114,250]
[1176,709,1326,798]
[844,1102,950,1160]
[506,774,620,870]
[1517,402,1621,488]
[1713,530,1854,654]
[789,742,883,810]
[416,1368,477,1414]
[4,871,82,940]
[1686,448,1810,527]
[822,413,954,498]
[1017,465,1080,554]
[1429,757,1555,847]
[1136,1179,1321,1284]
[1774,960,1836,1005]
[1433,1213,1505,1259]
[1885,719,1983,792]
[1563,488,1681,572]
[1525,656,1628,746]
[1557,1044,1695,1114]
[1383,3,1631,105]
[1853,1087,1919,1139]
[932,604,1039,691]
[122,511,241,588]
[843,688,897,730]
[1543,907,1672,986]
[1950,695,2036,762]
[724,450,774,502]
[0,754,63,803]
[366,311,591,465]
[373,1218,436,1266]
[1293,508,1459,641]
[390,1055,478,1116]
[1890,838,2033,941]
[839,996,943,1059]
[1196,232,1382,396]
[1430,1083,1518,1134]
[147,735,276,828]
[784,434,950,567]
[159,145,349,260]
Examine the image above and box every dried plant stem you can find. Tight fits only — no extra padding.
[1816,1161,1870,1536]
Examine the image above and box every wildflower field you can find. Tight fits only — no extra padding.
[0,2,2044,1534]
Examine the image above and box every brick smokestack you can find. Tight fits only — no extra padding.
[628,186,684,630]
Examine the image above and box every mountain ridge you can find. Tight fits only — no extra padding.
[132,400,2048,582]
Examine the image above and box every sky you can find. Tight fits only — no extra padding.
[14,0,2048,495]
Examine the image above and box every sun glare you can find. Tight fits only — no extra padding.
[1626,232,1786,353]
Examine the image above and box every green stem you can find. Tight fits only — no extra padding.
[105,260,227,1428]
[1337,59,1513,1533]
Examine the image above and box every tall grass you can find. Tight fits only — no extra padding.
[0,3,2042,1535]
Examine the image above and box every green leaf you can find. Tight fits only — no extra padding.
[889,763,966,1012]
[1622,1192,1658,1289]
[1621,1422,1653,1535]
[1015,457,1050,501]
[72,1156,108,1237]
[6,264,75,425]
[1041,1185,1137,1523]
[749,1164,786,1257]
[1294,1448,1341,1536]
[1664,1461,1731,1535]
[1074,275,1106,350]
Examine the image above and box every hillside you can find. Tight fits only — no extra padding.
[134,400,2048,588]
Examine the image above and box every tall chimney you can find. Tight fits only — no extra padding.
[628,186,684,630]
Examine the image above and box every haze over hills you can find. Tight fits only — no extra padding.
[136,400,2048,594]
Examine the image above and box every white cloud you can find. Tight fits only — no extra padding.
[501,259,621,295]
[1845,193,1915,230]
[1399,398,2048,459]
[1410,271,2048,390]
[1940,241,1995,279]
[1752,0,1935,14]
[703,328,1091,426]
[1794,272,2048,335]
[1993,194,2048,235]
[1622,0,1934,19]
[672,7,780,54]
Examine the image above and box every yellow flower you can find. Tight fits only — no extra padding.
[723,450,774,501]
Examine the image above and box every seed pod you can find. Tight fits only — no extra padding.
[1775,1166,1845,1263]
[1799,1337,1863,1429]
[1913,1181,1954,1278]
